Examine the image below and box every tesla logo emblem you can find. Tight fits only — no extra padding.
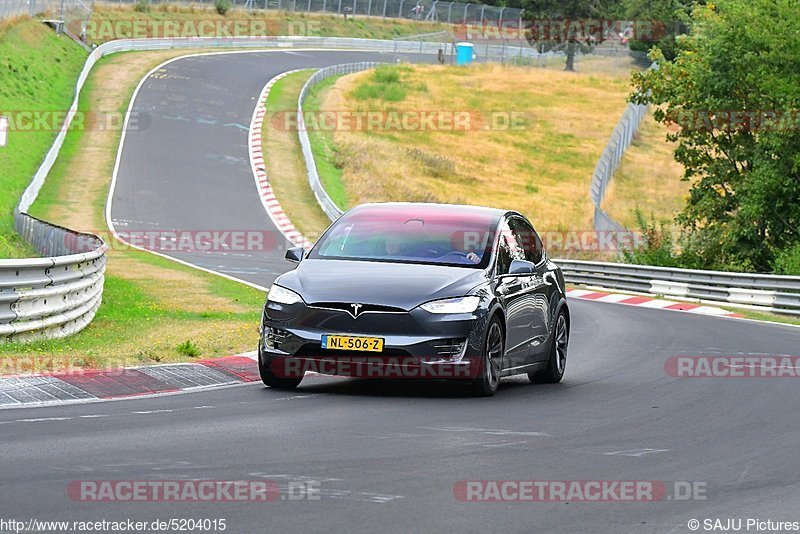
[350,303,363,317]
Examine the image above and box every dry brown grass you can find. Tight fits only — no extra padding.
[324,63,633,232]
[603,112,689,227]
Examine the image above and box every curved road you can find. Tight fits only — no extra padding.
[3,51,799,533]
[109,49,401,287]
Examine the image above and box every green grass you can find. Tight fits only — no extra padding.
[304,74,349,211]
[0,19,87,258]
[0,273,261,367]
[351,65,428,103]
[0,41,266,368]
[85,4,449,44]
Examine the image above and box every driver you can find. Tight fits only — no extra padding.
[384,235,405,257]
[464,250,480,263]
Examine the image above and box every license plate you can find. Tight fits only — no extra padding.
[321,334,384,352]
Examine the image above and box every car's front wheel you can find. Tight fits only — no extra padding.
[471,317,504,396]
[530,310,568,384]
[259,351,303,389]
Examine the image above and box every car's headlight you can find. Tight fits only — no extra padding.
[267,284,303,305]
[419,296,480,314]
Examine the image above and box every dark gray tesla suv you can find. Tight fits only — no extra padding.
[259,203,570,396]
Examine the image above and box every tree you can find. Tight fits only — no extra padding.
[521,0,622,71]
[631,0,800,272]
[621,0,704,61]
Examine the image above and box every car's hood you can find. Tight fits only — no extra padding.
[276,259,488,310]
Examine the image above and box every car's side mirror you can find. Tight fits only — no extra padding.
[285,246,305,263]
[508,259,535,275]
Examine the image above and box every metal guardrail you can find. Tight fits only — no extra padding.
[297,62,382,221]
[558,259,800,316]
[2,214,107,341]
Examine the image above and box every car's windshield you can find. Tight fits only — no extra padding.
[309,206,500,268]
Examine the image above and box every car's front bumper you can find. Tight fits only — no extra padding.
[259,300,490,380]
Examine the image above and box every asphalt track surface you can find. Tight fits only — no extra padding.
[109,49,408,287]
[3,51,799,533]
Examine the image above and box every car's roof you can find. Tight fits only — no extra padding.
[348,202,510,218]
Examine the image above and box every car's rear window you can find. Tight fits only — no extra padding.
[309,206,501,268]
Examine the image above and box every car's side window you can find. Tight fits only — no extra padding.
[496,234,513,275]
[496,220,525,275]
[510,217,544,265]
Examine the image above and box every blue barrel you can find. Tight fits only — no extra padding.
[456,42,474,66]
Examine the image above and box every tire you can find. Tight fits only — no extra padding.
[259,351,303,389]
[529,310,568,384]
[470,317,504,397]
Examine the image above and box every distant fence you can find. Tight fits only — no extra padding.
[588,63,655,232]
[94,0,523,26]
[0,0,90,21]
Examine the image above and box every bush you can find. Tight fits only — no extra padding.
[215,0,231,15]
[134,0,150,12]
[621,209,683,268]
[176,339,201,358]
[773,243,800,275]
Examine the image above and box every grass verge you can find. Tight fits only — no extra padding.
[0,47,266,371]
[0,18,87,258]
[303,74,350,214]
[262,70,333,240]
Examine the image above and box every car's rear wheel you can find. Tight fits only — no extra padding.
[471,317,504,396]
[259,351,303,389]
[530,310,568,384]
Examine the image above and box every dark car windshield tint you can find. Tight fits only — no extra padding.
[310,206,500,268]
